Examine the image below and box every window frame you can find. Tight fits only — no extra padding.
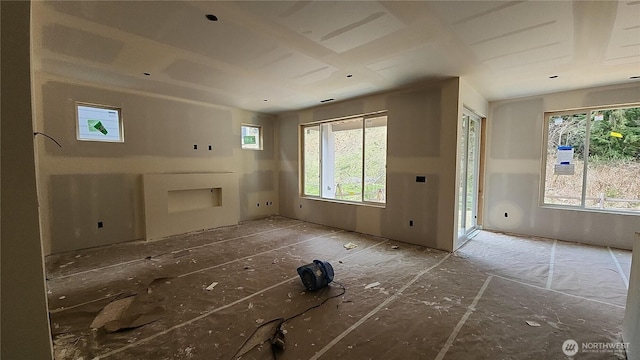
[241,124,263,150]
[540,103,640,215]
[300,111,387,207]
[75,102,124,143]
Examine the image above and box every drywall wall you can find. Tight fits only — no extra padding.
[484,83,640,249]
[623,232,640,360]
[277,78,461,251]
[0,1,54,358]
[461,78,489,118]
[32,75,278,254]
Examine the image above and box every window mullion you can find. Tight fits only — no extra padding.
[361,120,366,202]
[319,126,323,199]
[581,111,592,208]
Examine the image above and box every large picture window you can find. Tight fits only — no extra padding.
[302,112,387,204]
[543,105,640,213]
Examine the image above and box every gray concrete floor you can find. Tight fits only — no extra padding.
[45,216,632,359]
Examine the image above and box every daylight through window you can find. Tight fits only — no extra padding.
[302,113,387,204]
[76,103,123,142]
[543,105,640,213]
[241,125,262,150]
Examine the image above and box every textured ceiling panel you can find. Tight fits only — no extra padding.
[431,0,575,73]
[163,60,259,94]
[329,83,378,98]
[426,1,515,26]
[481,42,571,70]
[39,58,239,107]
[42,24,124,64]
[46,1,278,68]
[34,1,640,113]
[435,1,570,46]
[469,21,572,62]
[255,50,335,83]
[289,66,336,85]
[605,1,640,63]
[235,86,311,113]
[367,44,454,82]
[236,1,406,53]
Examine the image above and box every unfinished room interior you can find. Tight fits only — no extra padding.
[2,0,640,359]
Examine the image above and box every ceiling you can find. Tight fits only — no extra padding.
[31,1,640,114]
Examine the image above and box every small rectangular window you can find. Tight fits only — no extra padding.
[241,125,262,150]
[76,102,123,142]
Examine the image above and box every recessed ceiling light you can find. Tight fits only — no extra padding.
[320,98,335,103]
[346,74,353,78]
[549,75,559,79]
[143,72,151,76]
[205,14,218,21]
[630,75,640,79]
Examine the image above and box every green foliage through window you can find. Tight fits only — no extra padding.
[544,105,640,212]
[302,113,387,204]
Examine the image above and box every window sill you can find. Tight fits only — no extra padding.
[301,196,386,209]
[540,204,640,216]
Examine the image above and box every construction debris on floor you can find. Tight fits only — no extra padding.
[45,216,631,359]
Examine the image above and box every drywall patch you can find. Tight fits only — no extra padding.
[243,170,275,193]
[277,115,300,164]
[584,85,640,108]
[253,114,276,161]
[490,98,543,160]
[278,169,298,219]
[355,204,383,236]
[485,173,538,230]
[312,101,365,122]
[164,60,257,94]
[49,174,142,253]
[46,1,267,64]
[42,24,123,65]
[41,81,234,157]
[387,88,442,157]
[239,171,276,219]
[381,172,440,248]
[302,199,358,230]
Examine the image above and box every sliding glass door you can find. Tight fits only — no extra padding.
[458,111,481,237]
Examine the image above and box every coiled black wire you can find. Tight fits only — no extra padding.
[230,281,346,360]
